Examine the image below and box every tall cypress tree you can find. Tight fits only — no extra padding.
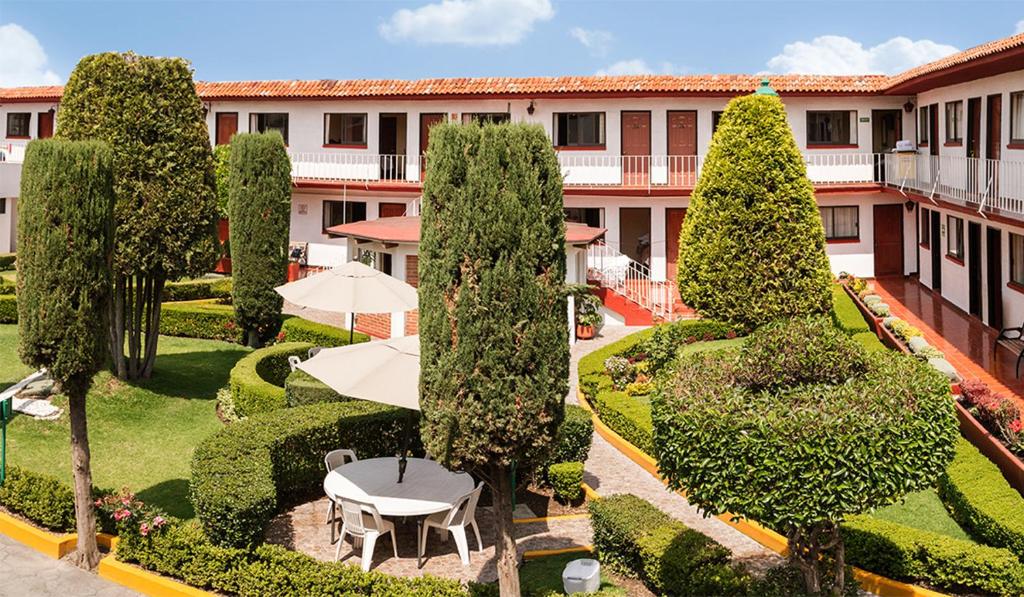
[56,52,218,379]
[676,92,833,327]
[18,139,115,569]
[228,132,292,347]
[419,122,569,596]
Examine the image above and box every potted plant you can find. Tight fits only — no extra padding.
[571,287,602,340]
[576,311,602,340]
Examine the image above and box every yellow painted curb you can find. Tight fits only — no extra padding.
[99,556,216,597]
[523,545,593,560]
[576,387,950,597]
[0,510,76,558]
[581,482,601,502]
[514,513,590,524]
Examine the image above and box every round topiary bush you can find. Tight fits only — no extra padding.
[652,315,958,594]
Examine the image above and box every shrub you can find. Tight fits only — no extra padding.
[191,400,413,548]
[751,564,859,597]
[959,379,1023,454]
[162,277,232,302]
[915,345,946,360]
[284,369,348,407]
[939,437,1024,559]
[547,462,583,503]
[830,284,870,335]
[625,381,654,396]
[869,302,890,317]
[0,295,15,323]
[603,356,634,390]
[160,300,240,342]
[228,342,314,417]
[0,253,14,270]
[0,466,77,532]
[548,404,593,465]
[843,514,1024,596]
[635,319,737,375]
[592,393,653,455]
[588,494,750,596]
[886,318,923,342]
[0,279,14,295]
[279,316,367,347]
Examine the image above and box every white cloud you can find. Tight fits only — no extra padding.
[595,59,682,76]
[0,23,60,87]
[765,35,959,75]
[1016,20,1024,34]
[379,0,553,46]
[570,27,613,56]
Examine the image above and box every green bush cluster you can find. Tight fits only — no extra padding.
[191,400,413,548]
[547,462,583,503]
[284,369,347,407]
[0,466,77,532]
[160,300,239,342]
[162,277,232,302]
[228,342,313,417]
[939,438,1024,559]
[0,295,15,323]
[548,404,593,465]
[830,284,870,335]
[0,279,14,295]
[843,515,1024,595]
[116,520,468,596]
[0,253,15,270]
[634,319,737,375]
[588,494,750,595]
[280,316,367,347]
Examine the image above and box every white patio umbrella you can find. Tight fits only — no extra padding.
[274,260,419,343]
[297,335,422,482]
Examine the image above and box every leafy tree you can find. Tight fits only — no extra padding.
[213,144,231,219]
[17,139,116,569]
[676,92,833,328]
[419,122,569,596]
[652,317,958,594]
[56,52,218,379]
[228,132,292,347]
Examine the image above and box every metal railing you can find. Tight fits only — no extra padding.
[0,141,27,164]
[886,153,1024,217]
[289,152,422,183]
[557,154,702,189]
[586,239,677,321]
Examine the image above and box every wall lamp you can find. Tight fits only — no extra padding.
[527,100,535,115]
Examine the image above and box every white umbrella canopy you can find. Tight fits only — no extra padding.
[274,260,418,314]
[297,334,421,411]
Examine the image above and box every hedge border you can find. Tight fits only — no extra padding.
[228,342,314,417]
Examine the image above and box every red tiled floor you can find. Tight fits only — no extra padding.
[872,277,1024,408]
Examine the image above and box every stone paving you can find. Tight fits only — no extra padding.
[0,534,138,597]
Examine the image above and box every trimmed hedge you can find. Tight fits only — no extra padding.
[284,369,347,407]
[0,279,14,295]
[939,438,1024,559]
[160,300,239,342]
[280,316,368,347]
[162,277,232,302]
[0,253,14,270]
[191,400,414,548]
[633,319,738,375]
[548,462,583,503]
[0,466,76,532]
[589,494,749,595]
[831,284,870,336]
[549,404,593,465]
[229,342,313,417]
[843,515,1024,595]
[0,295,15,323]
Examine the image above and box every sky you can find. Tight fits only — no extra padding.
[1,0,1023,87]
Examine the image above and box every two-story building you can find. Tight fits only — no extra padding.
[3,31,1024,335]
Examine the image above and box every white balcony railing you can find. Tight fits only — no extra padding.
[886,154,1024,217]
[557,154,702,188]
[0,141,27,164]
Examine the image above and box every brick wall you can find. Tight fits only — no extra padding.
[405,255,419,288]
[355,312,391,339]
[404,309,419,335]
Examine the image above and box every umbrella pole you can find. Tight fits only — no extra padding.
[349,314,355,345]
[398,411,413,483]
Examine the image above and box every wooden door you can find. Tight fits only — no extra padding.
[419,113,444,177]
[969,221,982,317]
[987,94,1002,199]
[621,111,650,186]
[665,208,687,281]
[930,210,942,290]
[667,111,697,186]
[36,111,54,139]
[967,98,982,158]
[987,226,1003,329]
[216,113,238,146]
[872,204,903,277]
[929,105,939,156]
[378,202,406,218]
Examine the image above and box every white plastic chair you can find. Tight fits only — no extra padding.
[336,498,398,571]
[287,355,301,372]
[324,449,358,543]
[418,483,483,566]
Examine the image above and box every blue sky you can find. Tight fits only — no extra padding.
[2,0,1023,86]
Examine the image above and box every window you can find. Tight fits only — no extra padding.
[6,113,30,138]
[553,112,605,147]
[322,200,367,234]
[946,215,964,260]
[462,112,510,125]
[1012,233,1024,286]
[564,207,603,229]
[945,101,963,143]
[711,111,724,133]
[357,249,393,276]
[0,198,5,215]
[323,113,367,146]
[819,206,859,240]
[1012,92,1024,144]
[250,113,289,145]
[806,111,857,146]
[920,208,930,248]
[918,106,930,145]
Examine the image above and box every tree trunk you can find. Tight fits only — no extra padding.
[831,531,846,596]
[109,272,163,380]
[67,385,99,570]
[109,275,127,379]
[788,524,822,595]
[490,463,521,597]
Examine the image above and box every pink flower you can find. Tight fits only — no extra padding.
[152,516,166,528]
[113,509,132,521]
[1011,419,1023,434]
[139,523,149,537]
[94,499,103,507]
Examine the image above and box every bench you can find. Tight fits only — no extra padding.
[995,324,1024,377]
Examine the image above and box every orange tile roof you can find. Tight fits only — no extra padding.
[886,32,1024,89]
[0,85,63,102]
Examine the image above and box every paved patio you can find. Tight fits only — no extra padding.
[0,534,137,597]
[873,277,1024,406]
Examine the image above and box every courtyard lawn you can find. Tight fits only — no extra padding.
[0,325,248,519]
[871,488,974,542]
[519,553,627,596]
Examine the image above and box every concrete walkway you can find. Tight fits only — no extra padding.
[0,534,137,597]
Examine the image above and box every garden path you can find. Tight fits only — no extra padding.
[0,534,137,597]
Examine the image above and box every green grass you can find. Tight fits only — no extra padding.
[0,325,248,519]
[678,336,744,356]
[871,489,974,542]
[519,553,626,596]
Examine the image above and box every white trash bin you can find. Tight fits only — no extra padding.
[562,558,600,594]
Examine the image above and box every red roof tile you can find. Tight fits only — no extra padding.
[327,216,605,245]
[886,32,1024,89]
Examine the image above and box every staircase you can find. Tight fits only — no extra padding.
[586,240,692,324]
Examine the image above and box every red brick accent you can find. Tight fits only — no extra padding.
[404,309,419,336]
[405,255,419,288]
[355,313,391,339]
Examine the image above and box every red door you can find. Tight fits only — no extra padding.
[667,111,697,186]
[216,113,238,145]
[36,111,54,139]
[987,94,1002,198]
[379,202,406,218]
[419,113,445,177]
[928,104,939,156]
[621,111,650,186]
[873,204,904,277]
[665,208,687,280]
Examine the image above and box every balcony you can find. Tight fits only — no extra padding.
[885,154,1024,217]
[0,141,25,198]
